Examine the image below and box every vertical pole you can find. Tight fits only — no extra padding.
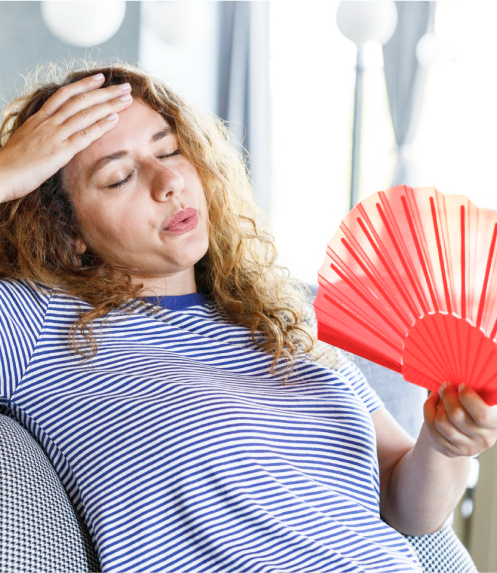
[350,47,364,211]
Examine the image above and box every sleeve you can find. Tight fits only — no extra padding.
[301,301,385,415]
[331,348,386,415]
[0,279,51,407]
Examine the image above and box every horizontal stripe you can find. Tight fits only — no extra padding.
[0,278,421,572]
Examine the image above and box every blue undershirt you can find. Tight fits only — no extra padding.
[142,292,212,311]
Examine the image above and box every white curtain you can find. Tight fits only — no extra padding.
[383,1,433,187]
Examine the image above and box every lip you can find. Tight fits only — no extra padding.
[163,207,198,230]
[162,214,199,234]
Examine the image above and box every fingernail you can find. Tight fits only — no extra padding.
[119,93,132,101]
[91,73,104,81]
[119,82,131,91]
[440,381,448,394]
[106,113,118,121]
[458,383,466,393]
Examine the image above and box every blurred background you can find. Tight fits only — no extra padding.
[1,1,496,570]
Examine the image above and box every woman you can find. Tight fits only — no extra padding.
[0,60,494,573]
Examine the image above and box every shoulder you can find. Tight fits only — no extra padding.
[0,277,52,318]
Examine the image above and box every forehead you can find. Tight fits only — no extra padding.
[62,99,172,186]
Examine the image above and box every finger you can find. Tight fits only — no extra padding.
[458,384,497,429]
[62,100,132,158]
[37,74,106,119]
[424,393,459,456]
[434,399,476,451]
[51,82,132,127]
[58,92,133,144]
[439,383,483,438]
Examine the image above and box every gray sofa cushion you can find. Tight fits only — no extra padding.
[354,356,427,440]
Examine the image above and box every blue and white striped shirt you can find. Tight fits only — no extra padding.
[0,278,421,572]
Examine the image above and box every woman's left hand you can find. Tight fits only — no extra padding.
[423,382,497,458]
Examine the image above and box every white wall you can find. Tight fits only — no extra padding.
[139,1,220,115]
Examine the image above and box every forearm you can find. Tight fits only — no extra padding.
[380,421,472,536]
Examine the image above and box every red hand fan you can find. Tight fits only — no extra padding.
[314,184,497,406]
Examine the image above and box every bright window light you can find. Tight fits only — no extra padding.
[269,1,395,287]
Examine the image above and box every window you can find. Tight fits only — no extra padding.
[269,1,395,286]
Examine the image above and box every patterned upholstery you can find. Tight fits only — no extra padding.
[402,524,477,573]
[0,412,100,572]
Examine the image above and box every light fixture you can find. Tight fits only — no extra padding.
[416,0,451,68]
[41,1,126,47]
[143,1,211,47]
[336,1,398,48]
[336,1,398,210]
[416,32,446,68]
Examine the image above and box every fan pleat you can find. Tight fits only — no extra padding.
[476,224,497,329]
[431,196,453,315]
[355,216,415,325]
[461,205,467,320]
[377,202,426,316]
[402,194,440,314]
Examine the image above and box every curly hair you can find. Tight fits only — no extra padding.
[0,57,339,382]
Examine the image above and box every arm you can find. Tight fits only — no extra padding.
[380,421,471,535]
[375,381,497,536]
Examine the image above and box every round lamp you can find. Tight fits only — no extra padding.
[336,1,398,48]
[144,1,211,46]
[41,1,126,47]
[416,32,448,68]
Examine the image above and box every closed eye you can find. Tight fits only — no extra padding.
[156,149,181,160]
[107,150,182,189]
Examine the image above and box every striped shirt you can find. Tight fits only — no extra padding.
[0,278,422,572]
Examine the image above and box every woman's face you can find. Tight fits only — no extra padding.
[61,97,209,297]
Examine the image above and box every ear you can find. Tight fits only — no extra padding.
[75,238,87,255]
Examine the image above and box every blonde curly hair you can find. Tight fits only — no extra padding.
[0,57,340,382]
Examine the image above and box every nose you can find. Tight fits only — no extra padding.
[151,162,184,201]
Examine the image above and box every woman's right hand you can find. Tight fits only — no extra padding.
[0,73,134,203]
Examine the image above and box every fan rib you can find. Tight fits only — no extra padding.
[356,216,415,323]
[469,336,490,390]
[430,197,453,315]
[468,325,495,390]
[465,320,472,382]
[442,314,462,382]
[476,223,497,329]
[323,292,402,352]
[378,195,429,315]
[461,205,467,320]
[316,322,401,372]
[403,345,445,383]
[339,214,412,326]
[460,317,471,383]
[425,314,450,383]
[453,316,464,382]
[474,345,497,391]
[337,243,406,338]
[490,319,497,343]
[403,330,448,381]
[401,195,439,313]
[434,313,457,381]
[418,315,454,381]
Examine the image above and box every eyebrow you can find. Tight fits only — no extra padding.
[88,126,173,179]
